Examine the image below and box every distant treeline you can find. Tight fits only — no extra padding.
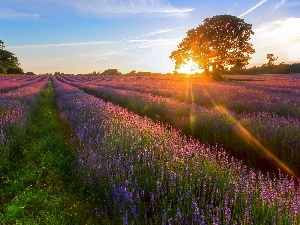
[226,63,300,75]
[85,69,169,76]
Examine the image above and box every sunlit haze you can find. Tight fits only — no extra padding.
[1,0,300,74]
[177,60,204,74]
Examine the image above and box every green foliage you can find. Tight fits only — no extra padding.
[289,63,300,73]
[6,67,24,74]
[0,39,23,74]
[170,14,255,79]
[0,64,6,74]
[0,40,4,50]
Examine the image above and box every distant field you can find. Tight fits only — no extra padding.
[1,74,300,224]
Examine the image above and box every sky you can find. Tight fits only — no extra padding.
[1,0,300,74]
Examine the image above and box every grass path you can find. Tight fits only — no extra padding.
[0,81,109,224]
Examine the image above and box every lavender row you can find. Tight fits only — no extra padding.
[1,76,49,106]
[62,74,300,119]
[52,76,300,224]
[0,76,49,169]
[0,75,44,93]
[57,75,300,177]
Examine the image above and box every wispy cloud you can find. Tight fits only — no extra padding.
[0,9,40,19]
[8,41,114,49]
[127,38,180,48]
[253,17,300,34]
[45,0,194,17]
[285,1,300,6]
[143,27,184,37]
[239,0,268,17]
[252,17,300,63]
[131,27,184,40]
[274,0,287,10]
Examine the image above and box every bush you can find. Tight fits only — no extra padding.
[6,67,24,74]
[26,72,35,75]
[0,64,7,75]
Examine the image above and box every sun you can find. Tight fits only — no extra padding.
[177,60,203,74]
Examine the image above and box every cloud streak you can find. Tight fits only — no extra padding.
[127,38,180,48]
[130,26,185,40]
[0,9,40,19]
[274,0,287,10]
[7,41,114,49]
[44,0,194,17]
[142,27,184,37]
[286,2,300,6]
[239,0,268,17]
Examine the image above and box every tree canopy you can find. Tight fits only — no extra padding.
[0,40,23,74]
[266,53,278,66]
[170,15,255,79]
[101,69,122,75]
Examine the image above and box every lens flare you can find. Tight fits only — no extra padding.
[200,84,297,178]
[185,76,195,134]
[177,60,203,74]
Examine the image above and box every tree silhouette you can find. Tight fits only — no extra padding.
[266,54,278,66]
[129,70,136,74]
[0,39,23,74]
[101,69,122,75]
[170,15,255,79]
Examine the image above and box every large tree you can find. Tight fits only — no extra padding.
[0,39,23,74]
[170,15,255,79]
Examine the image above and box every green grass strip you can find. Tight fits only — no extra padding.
[0,81,112,224]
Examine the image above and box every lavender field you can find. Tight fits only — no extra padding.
[57,74,300,177]
[1,74,300,224]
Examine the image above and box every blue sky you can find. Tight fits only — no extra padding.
[1,0,300,74]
